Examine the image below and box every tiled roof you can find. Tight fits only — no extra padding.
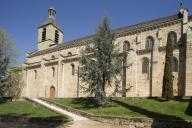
[38,18,62,32]
[28,14,183,58]
[115,14,180,33]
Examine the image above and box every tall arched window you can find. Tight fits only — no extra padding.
[55,30,59,44]
[34,70,37,80]
[52,67,55,77]
[123,41,130,51]
[71,63,75,75]
[168,31,177,45]
[145,36,154,49]
[172,57,178,72]
[142,57,149,74]
[42,28,46,41]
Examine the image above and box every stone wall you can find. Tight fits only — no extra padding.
[22,8,192,98]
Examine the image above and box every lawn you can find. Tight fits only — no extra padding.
[48,97,192,120]
[0,100,69,122]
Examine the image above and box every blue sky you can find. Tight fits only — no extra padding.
[0,0,192,65]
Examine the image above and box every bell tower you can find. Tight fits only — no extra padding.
[37,7,63,51]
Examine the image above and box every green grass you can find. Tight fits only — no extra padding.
[0,100,69,122]
[48,97,192,120]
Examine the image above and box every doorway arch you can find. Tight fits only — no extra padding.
[50,86,55,98]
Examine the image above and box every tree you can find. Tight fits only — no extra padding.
[0,29,18,97]
[3,68,23,98]
[79,17,122,107]
[162,33,173,100]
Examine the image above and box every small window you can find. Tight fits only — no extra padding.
[145,36,154,49]
[123,41,130,51]
[142,58,149,74]
[71,63,75,75]
[172,57,178,72]
[68,52,72,56]
[52,67,55,77]
[34,70,37,80]
[42,28,46,41]
[51,55,55,59]
[55,30,59,44]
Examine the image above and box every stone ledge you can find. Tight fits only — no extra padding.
[40,98,192,128]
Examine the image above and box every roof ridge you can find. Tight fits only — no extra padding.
[28,13,183,57]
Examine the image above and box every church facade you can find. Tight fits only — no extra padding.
[22,7,192,98]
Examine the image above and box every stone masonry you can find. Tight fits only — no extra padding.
[22,7,192,98]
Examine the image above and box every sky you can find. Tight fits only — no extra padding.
[0,0,192,65]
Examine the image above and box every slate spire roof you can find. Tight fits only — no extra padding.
[38,6,62,32]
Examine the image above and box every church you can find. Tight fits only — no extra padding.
[22,7,192,98]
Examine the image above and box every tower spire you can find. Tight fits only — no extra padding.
[48,6,56,19]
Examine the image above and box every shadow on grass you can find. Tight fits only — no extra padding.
[112,99,183,120]
[185,97,192,116]
[147,97,168,102]
[148,97,191,103]
[112,99,192,128]
[0,114,69,128]
[71,97,98,109]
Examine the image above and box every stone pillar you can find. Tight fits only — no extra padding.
[24,69,29,97]
[61,63,64,97]
[57,54,63,97]
[185,27,192,96]
[135,35,141,96]
[151,37,160,96]
[40,58,46,98]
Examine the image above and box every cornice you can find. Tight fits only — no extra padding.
[38,39,54,43]
[26,64,41,69]
[158,44,180,52]
[44,61,58,66]
[62,57,79,63]
[136,49,152,55]
[24,61,41,65]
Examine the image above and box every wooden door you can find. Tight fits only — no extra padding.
[50,86,55,98]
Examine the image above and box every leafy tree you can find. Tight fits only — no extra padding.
[162,33,173,100]
[0,29,18,97]
[79,17,122,107]
[3,68,23,98]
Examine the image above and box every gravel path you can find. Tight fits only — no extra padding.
[32,99,87,121]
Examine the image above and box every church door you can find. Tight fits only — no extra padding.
[50,86,55,98]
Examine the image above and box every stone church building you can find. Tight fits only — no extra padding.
[22,7,192,98]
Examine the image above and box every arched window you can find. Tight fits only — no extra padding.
[123,41,130,51]
[34,70,37,80]
[51,55,55,59]
[71,63,75,75]
[68,52,72,56]
[42,28,46,41]
[172,57,178,72]
[52,67,55,77]
[145,36,154,49]
[142,57,149,74]
[168,31,177,45]
[55,30,59,44]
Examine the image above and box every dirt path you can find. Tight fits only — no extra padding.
[66,120,128,128]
